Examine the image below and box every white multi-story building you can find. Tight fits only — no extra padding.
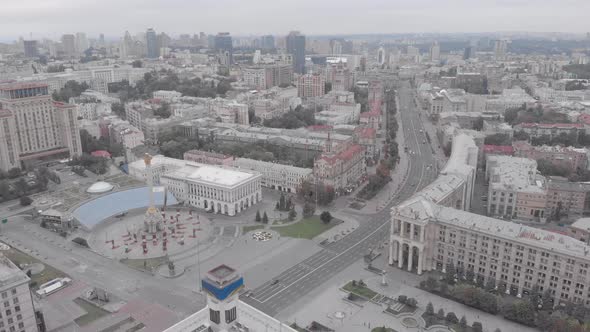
[514,123,586,140]
[485,156,546,221]
[212,100,249,125]
[243,64,293,90]
[485,87,536,112]
[534,87,590,103]
[152,90,182,100]
[0,83,82,171]
[15,66,149,94]
[389,131,590,308]
[128,154,186,185]
[110,122,144,149]
[129,156,262,216]
[233,158,312,193]
[0,255,39,332]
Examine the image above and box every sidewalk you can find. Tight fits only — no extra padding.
[353,93,411,214]
[314,212,360,243]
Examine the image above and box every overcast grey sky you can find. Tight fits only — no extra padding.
[1,0,589,40]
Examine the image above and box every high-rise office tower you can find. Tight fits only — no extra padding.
[377,46,386,65]
[121,31,134,58]
[430,41,440,62]
[146,28,159,59]
[331,40,342,55]
[61,34,76,57]
[286,31,306,74]
[75,32,88,54]
[463,46,473,60]
[23,40,38,58]
[214,32,233,65]
[493,39,508,60]
[260,35,275,50]
[0,83,82,171]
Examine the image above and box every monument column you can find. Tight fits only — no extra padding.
[407,246,414,272]
[417,248,423,275]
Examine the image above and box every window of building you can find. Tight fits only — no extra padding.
[209,309,220,324]
[225,307,237,323]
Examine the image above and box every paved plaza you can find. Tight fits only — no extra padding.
[278,257,538,332]
[87,206,212,259]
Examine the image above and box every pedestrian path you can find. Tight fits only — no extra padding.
[354,95,411,214]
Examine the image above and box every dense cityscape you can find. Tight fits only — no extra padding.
[1,2,590,332]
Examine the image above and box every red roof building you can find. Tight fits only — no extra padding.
[314,144,366,190]
[483,145,514,156]
[91,150,112,158]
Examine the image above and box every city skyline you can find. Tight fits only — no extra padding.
[1,0,590,42]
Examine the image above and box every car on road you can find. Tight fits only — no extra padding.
[271,279,279,286]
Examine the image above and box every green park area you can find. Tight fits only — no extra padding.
[342,280,378,299]
[372,328,397,332]
[270,216,338,239]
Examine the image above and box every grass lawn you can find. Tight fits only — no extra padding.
[270,216,338,239]
[272,218,291,225]
[73,297,111,326]
[372,328,398,332]
[2,246,67,289]
[242,225,265,234]
[422,313,475,332]
[342,281,378,300]
[120,256,168,273]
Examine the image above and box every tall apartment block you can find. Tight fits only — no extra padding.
[0,255,39,332]
[0,83,82,171]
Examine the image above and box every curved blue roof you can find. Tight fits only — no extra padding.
[73,187,178,229]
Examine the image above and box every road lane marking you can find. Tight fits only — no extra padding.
[260,220,390,303]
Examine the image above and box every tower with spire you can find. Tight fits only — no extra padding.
[143,153,163,233]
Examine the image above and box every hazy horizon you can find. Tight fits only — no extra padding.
[1,0,589,42]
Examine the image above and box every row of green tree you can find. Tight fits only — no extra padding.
[68,154,109,175]
[504,105,571,126]
[110,70,234,102]
[357,162,390,200]
[421,268,590,331]
[297,180,335,206]
[52,81,90,102]
[424,301,488,332]
[353,86,369,113]
[262,105,317,129]
[563,64,590,79]
[384,88,400,169]
[0,167,58,204]
[80,129,124,157]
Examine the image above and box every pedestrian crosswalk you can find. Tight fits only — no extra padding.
[388,301,405,312]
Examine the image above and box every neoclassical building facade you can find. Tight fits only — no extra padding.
[390,131,590,307]
[129,155,262,216]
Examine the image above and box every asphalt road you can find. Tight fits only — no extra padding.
[0,216,203,318]
[241,81,438,316]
